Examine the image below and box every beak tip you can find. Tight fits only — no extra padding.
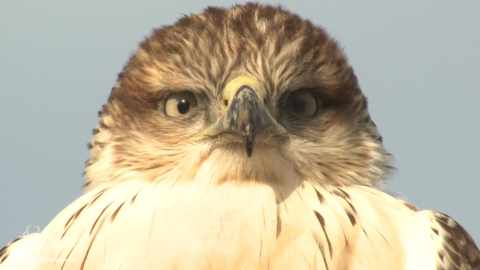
[245,141,253,158]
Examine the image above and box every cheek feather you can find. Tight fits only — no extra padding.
[193,143,296,186]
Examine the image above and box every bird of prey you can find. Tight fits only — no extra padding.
[1,3,478,270]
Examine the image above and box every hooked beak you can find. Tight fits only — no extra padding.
[194,76,288,157]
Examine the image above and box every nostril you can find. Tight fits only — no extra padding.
[264,99,267,105]
[224,99,229,107]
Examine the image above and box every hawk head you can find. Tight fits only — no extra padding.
[84,3,392,190]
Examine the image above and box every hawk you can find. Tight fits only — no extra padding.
[1,3,478,270]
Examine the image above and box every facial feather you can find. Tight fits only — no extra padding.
[84,3,392,190]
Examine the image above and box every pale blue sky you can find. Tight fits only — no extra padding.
[1,1,479,246]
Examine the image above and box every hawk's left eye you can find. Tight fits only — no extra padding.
[164,92,197,117]
[286,89,318,117]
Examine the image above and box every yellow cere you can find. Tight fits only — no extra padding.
[221,76,267,114]
[182,76,286,144]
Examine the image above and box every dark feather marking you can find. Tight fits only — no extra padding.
[98,119,108,130]
[332,190,347,199]
[61,244,78,270]
[80,205,113,270]
[315,189,325,204]
[403,202,420,212]
[67,204,88,228]
[314,211,332,259]
[432,228,439,235]
[65,205,83,229]
[434,213,480,268]
[346,211,356,226]
[345,201,357,214]
[10,237,21,244]
[333,189,358,223]
[62,204,89,239]
[336,188,351,200]
[320,249,330,270]
[130,192,140,205]
[0,246,7,264]
[0,236,24,264]
[110,202,125,222]
[362,228,369,239]
[81,229,101,270]
[90,202,114,235]
[276,208,282,239]
[62,218,76,238]
[316,237,329,270]
[87,142,94,150]
[93,142,106,148]
[89,189,108,206]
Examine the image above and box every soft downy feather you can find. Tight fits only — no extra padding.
[0,174,419,270]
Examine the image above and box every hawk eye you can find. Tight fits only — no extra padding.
[165,92,197,117]
[287,89,317,117]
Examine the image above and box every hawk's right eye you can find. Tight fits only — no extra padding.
[164,92,197,118]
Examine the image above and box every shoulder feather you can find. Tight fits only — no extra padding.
[407,210,480,269]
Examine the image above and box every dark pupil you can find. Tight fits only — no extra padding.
[291,97,305,113]
[177,99,190,114]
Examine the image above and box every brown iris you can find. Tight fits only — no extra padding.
[287,90,317,117]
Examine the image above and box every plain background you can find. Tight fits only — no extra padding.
[1,1,479,247]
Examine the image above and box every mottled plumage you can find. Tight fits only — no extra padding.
[1,3,478,269]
